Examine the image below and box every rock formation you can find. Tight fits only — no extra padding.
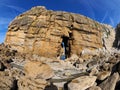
[1,40,120,90]
[4,6,115,58]
[2,6,120,90]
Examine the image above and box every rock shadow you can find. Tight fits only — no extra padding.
[113,23,120,49]
[44,83,58,90]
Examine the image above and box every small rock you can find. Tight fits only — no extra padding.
[53,82,66,90]
[79,58,84,63]
[64,72,71,76]
[77,64,87,71]
[89,67,99,76]
[97,71,111,80]
[68,76,97,90]
[87,60,98,68]
[102,63,110,71]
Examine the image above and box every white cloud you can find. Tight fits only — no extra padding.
[4,5,26,13]
[0,2,26,13]
[109,17,115,27]
[101,11,108,23]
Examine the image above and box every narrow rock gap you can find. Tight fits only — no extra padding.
[60,36,70,60]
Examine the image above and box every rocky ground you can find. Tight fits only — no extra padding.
[1,43,120,90]
[2,6,120,90]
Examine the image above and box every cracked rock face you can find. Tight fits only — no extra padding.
[5,6,114,58]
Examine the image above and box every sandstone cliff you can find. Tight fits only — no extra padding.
[5,6,114,58]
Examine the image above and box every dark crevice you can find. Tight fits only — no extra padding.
[44,83,58,90]
[64,81,71,90]
[113,23,120,49]
[11,80,18,90]
[115,80,120,90]
[60,36,71,60]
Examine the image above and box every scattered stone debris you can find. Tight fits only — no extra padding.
[1,42,120,90]
[1,6,120,90]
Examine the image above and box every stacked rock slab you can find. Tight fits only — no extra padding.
[5,6,112,58]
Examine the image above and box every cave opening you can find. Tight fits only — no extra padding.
[60,36,70,60]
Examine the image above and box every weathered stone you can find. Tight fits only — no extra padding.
[24,61,54,79]
[97,71,111,80]
[89,67,99,76]
[87,60,98,68]
[102,63,111,71]
[87,86,101,90]
[0,76,15,90]
[18,76,48,90]
[102,24,115,51]
[4,6,114,58]
[53,82,66,90]
[99,72,119,90]
[68,76,97,90]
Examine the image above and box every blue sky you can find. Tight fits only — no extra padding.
[0,0,120,43]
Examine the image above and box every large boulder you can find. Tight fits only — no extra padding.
[24,61,54,79]
[99,72,119,90]
[68,76,97,90]
[4,6,114,58]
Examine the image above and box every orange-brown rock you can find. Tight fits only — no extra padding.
[18,76,48,90]
[5,6,114,58]
[24,61,54,79]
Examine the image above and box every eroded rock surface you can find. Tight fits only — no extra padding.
[1,5,119,90]
[18,76,48,90]
[99,72,119,90]
[0,43,120,90]
[68,76,97,90]
[0,76,15,90]
[5,6,114,58]
[24,61,54,79]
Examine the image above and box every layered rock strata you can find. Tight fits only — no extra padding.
[5,6,114,58]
